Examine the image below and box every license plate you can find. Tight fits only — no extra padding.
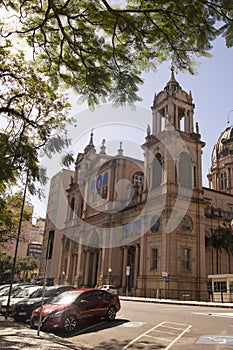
[33,321,39,326]
[18,312,26,315]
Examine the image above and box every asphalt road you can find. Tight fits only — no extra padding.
[58,300,233,349]
[1,300,233,349]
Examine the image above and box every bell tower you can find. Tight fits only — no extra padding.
[152,66,194,135]
[147,67,205,193]
[139,68,207,296]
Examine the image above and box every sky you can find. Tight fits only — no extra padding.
[138,37,233,181]
[31,35,233,220]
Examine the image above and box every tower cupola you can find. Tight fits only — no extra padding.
[164,65,181,96]
[84,129,96,155]
[208,125,233,193]
[151,68,195,135]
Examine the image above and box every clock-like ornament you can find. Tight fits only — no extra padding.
[180,215,193,233]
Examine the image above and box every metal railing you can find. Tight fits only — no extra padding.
[124,288,225,303]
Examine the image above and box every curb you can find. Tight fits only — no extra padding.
[119,296,233,308]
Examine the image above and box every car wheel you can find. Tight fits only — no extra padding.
[30,320,37,329]
[63,314,77,332]
[13,315,22,322]
[106,306,116,321]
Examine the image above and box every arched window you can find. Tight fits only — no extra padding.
[179,152,192,188]
[132,172,144,197]
[152,153,162,188]
[102,172,108,199]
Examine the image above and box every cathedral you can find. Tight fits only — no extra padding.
[41,69,233,301]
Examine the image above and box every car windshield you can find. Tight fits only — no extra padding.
[30,288,43,298]
[50,291,81,305]
[0,287,10,296]
[13,287,39,298]
[0,285,8,291]
[11,288,25,297]
[44,289,56,297]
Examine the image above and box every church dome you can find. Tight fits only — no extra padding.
[212,126,233,163]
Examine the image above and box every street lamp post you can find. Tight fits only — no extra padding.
[62,271,66,284]
[126,266,130,297]
[108,267,112,284]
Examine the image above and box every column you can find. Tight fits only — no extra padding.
[58,236,65,284]
[109,161,116,201]
[64,240,71,284]
[153,111,162,135]
[228,167,231,193]
[184,110,189,133]
[189,109,194,133]
[121,247,128,288]
[72,254,78,285]
[82,180,89,218]
[84,250,90,287]
[75,240,83,287]
[91,252,98,286]
[97,249,102,286]
[133,245,140,289]
[100,247,106,281]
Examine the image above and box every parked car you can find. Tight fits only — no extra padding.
[0,285,42,315]
[13,285,75,322]
[100,284,118,295]
[0,285,11,297]
[30,288,121,333]
[0,284,9,293]
[0,283,31,297]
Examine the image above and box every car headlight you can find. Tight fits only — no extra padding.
[48,310,63,318]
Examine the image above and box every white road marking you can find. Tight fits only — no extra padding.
[193,312,233,318]
[122,321,192,350]
[153,329,179,336]
[122,321,167,350]
[164,324,192,350]
[145,334,171,342]
[119,321,146,328]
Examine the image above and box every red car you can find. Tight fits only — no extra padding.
[30,288,121,333]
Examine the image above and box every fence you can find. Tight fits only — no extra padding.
[124,288,216,302]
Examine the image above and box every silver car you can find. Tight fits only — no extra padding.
[100,285,118,295]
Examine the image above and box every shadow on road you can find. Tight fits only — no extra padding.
[0,317,166,349]
[55,319,166,349]
[96,339,166,349]
[57,318,130,338]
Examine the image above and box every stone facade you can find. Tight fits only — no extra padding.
[41,70,233,300]
[39,169,74,285]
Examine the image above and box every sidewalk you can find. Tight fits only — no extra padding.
[120,295,233,308]
[0,316,85,350]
